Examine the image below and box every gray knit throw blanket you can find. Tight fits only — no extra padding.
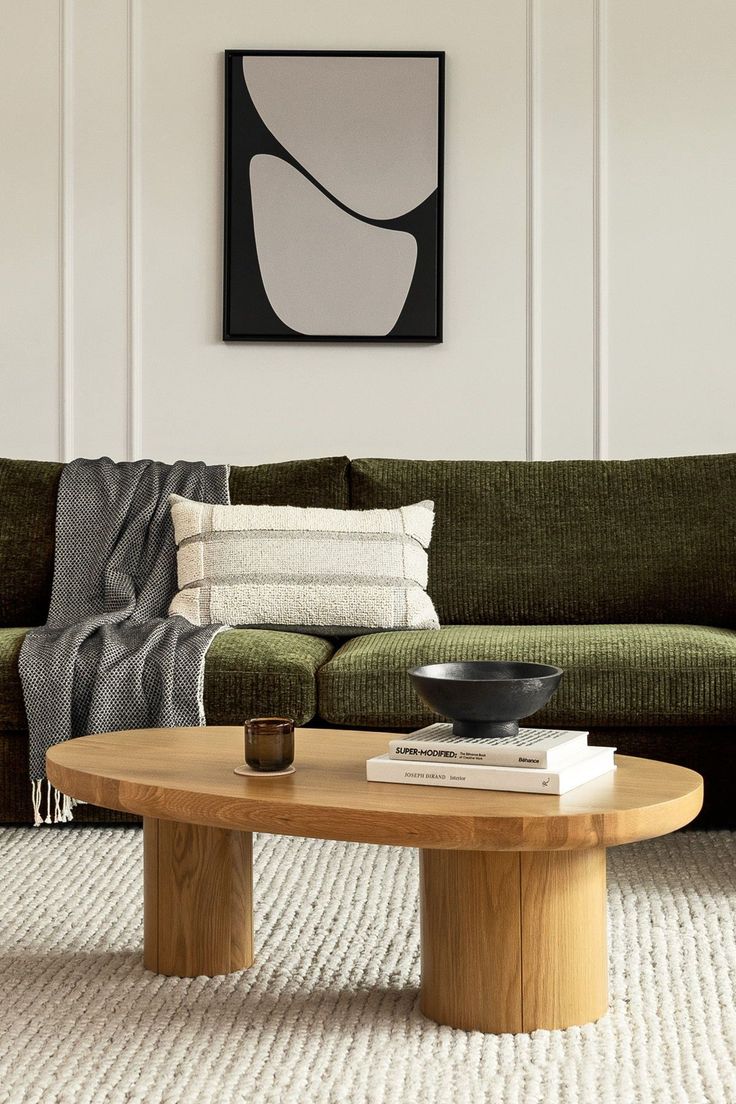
[19,457,230,825]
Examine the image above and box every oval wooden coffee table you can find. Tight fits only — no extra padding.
[47,726,703,1034]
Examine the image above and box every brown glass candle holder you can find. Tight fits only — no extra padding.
[244,717,295,773]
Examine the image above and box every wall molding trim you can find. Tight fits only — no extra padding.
[127,0,142,462]
[6,0,725,467]
[58,0,74,462]
[593,0,609,460]
[525,0,542,461]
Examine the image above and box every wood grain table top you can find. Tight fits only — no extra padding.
[46,726,703,851]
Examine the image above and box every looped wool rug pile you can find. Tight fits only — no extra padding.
[0,828,734,1104]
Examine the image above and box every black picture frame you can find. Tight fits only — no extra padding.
[223,49,445,343]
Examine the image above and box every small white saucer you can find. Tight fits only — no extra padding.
[233,763,296,778]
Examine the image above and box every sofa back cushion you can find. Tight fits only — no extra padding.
[0,459,62,628]
[349,454,736,626]
[229,455,349,509]
[0,455,350,627]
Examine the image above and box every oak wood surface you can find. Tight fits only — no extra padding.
[143,818,253,977]
[46,726,703,851]
[520,848,608,1030]
[420,849,523,1032]
[420,847,608,1033]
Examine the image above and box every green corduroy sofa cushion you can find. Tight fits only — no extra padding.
[349,455,736,626]
[1,627,334,731]
[317,624,736,729]
[0,459,62,628]
[229,455,349,509]
[0,455,350,628]
[0,628,27,729]
[204,628,334,725]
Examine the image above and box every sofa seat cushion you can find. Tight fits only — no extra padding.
[0,627,333,732]
[318,624,736,729]
[0,628,27,729]
[203,629,333,725]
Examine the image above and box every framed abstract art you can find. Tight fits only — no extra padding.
[223,50,444,342]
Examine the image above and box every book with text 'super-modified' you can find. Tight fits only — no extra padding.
[366,746,617,795]
[388,723,589,769]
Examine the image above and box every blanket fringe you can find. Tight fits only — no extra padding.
[31,780,77,826]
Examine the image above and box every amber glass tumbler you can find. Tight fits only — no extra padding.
[244,717,295,772]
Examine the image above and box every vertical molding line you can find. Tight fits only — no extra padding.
[525,0,541,461]
[593,0,609,459]
[127,0,143,461]
[58,0,74,462]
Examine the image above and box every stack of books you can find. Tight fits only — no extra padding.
[366,723,616,795]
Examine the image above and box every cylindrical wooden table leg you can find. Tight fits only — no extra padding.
[419,849,524,1033]
[520,848,608,1031]
[143,817,253,977]
[420,847,608,1033]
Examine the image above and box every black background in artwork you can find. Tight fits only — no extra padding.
[223,50,444,342]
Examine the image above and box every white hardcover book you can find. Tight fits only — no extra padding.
[388,723,589,769]
[367,746,617,795]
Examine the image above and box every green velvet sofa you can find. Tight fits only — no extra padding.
[1,452,733,826]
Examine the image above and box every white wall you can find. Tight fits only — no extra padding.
[1,0,735,466]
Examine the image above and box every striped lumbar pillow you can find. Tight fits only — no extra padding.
[168,496,440,634]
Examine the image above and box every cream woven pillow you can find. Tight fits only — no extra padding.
[168,496,440,634]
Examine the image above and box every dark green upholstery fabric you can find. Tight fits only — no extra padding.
[203,629,333,725]
[0,459,62,628]
[349,455,736,626]
[0,628,27,729]
[0,729,142,824]
[318,624,736,729]
[1,627,333,731]
[0,456,349,627]
[229,456,349,508]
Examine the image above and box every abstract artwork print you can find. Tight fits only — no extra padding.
[224,51,444,342]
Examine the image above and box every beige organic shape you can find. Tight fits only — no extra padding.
[243,55,438,221]
[250,155,417,337]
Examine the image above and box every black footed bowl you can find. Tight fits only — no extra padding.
[408,660,563,740]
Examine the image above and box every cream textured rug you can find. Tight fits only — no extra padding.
[0,828,734,1104]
